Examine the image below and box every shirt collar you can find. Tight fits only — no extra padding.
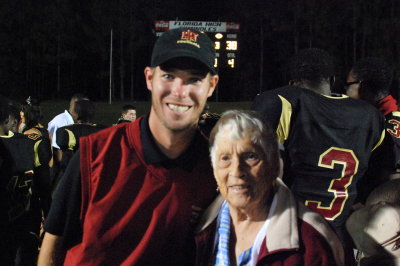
[140,114,203,171]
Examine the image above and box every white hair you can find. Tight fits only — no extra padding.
[209,110,276,168]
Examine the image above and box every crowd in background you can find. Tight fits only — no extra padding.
[0,95,137,265]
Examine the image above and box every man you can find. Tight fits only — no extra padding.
[346,57,400,182]
[116,104,137,124]
[251,48,386,260]
[47,93,88,189]
[38,28,219,265]
[56,100,106,175]
[0,98,40,265]
[47,93,88,150]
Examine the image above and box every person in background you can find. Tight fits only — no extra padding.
[195,110,344,266]
[53,99,106,191]
[38,28,219,265]
[20,96,52,216]
[47,93,88,189]
[116,104,137,124]
[251,48,386,262]
[20,96,49,137]
[345,57,400,187]
[199,104,221,138]
[0,98,40,265]
[47,93,88,156]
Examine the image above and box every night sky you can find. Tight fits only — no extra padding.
[1,0,399,101]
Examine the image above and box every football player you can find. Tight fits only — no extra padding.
[252,48,386,262]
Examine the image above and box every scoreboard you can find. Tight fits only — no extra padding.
[154,21,240,69]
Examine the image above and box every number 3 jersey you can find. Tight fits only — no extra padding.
[251,86,386,229]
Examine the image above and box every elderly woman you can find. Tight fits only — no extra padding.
[195,110,344,266]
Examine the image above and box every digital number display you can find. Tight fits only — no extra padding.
[228,59,235,68]
[226,41,238,50]
[210,33,239,69]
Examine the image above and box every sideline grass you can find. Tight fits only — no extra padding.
[41,100,252,126]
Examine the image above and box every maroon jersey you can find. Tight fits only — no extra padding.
[252,86,386,230]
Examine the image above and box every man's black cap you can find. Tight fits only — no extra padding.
[151,28,217,74]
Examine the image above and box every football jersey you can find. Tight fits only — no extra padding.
[56,123,107,171]
[252,86,385,229]
[0,132,36,225]
[382,111,400,171]
[24,127,53,215]
[24,128,52,168]
[56,123,107,152]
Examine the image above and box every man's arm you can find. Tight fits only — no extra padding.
[38,233,66,266]
[48,119,60,149]
[39,152,83,264]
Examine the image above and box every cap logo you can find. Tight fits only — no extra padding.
[177,30,200,48]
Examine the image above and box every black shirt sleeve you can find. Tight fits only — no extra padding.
[44,151,82,248]
[251,91,283,131]
[56,127,69,150]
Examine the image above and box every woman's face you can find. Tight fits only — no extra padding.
[213,129,272,211]
[20,111,25,123]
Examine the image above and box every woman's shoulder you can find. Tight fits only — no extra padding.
[296,204,345,266]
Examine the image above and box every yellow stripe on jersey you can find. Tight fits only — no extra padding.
[392,111,400,117]
[276,95,292,144]
[34,139,42,167]
[322,94,348,99]
[66,129,76,151]
[372,129,386,152]
[0,131,14,138]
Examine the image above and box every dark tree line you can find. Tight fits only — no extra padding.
[1,0,399,101]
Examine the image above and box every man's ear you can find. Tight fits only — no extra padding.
[207,74,219,97]
[144,67,155,92]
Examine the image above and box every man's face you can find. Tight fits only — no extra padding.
[122,109,136,121]
[345,70,361,99]
[145,65,218,133]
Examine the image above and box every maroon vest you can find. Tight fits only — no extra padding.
[64,118,217,265]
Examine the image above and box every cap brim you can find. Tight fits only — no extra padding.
[152,48,216,74]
